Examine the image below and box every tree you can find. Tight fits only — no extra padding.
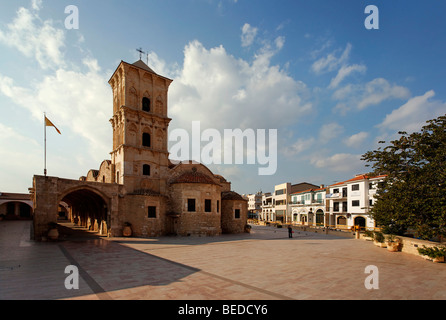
[362,114,446,239]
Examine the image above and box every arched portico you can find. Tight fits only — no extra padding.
[0,199,33,219]
[59,186,110,234]
[354,216,366,230]
[31,175,122,240]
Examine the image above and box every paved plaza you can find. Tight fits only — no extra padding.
[1,220,445,300]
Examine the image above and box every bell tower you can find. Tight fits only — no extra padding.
[108,59,173,194]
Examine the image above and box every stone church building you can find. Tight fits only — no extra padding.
[31,59,247,240]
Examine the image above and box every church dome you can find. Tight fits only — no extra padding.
[170,169,219,185]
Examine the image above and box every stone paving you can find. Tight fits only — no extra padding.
[1,220,445,300]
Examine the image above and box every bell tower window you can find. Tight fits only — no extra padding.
[142,133,151,147]
[143,164,151,176]
[142,97,150,112]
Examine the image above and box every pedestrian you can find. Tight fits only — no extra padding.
[288,225,293,238]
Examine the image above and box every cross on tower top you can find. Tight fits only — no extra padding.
[136,47,146,60]
[136,47,150,64]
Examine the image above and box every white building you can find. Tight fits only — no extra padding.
[274,183,290,223]
[261,192,274,221]
[260,182,319,223]
[247,191,262,219]
[289,186,326,226]
[326,174,386,230]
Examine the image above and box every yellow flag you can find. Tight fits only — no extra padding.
[45,116,61,134]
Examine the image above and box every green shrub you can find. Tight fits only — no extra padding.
[373,231,385,243]
[417,246,446,258]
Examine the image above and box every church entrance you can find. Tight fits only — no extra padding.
[60,188,109,235]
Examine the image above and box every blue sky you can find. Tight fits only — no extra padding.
[0,0,445,194]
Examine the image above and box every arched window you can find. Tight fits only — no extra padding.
[143,164,150,176]
[142,97,150,112]
[142,133,151,147]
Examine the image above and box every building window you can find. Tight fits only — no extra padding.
[148,206,156,218]
[205,199,212,212]
[234,209,241,219]
[143,164,150,176]
[187,199,196,212]
[217,200,219,213]
[142,97,150,112]
[333,202,340,212]
[142,133,151,147]
[352,200,360,207]
[352,184,360,191]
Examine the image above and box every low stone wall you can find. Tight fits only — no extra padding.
[359,233,445,259]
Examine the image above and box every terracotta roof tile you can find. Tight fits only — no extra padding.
[221,191,246,201]
[329,174,387,187]
[170,171,219,185]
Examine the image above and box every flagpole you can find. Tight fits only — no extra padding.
[44,112,47,176]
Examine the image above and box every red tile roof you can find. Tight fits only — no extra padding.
[170,171,219,185]
[329,174,387,187]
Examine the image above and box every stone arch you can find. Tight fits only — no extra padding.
[127,123,138,146]
[98,160,112,183]
[337,216,347,226]
[155,95,163,114]
[129,86,138,108]
[59,186,111,235]
[155,128,164,150]
[142,91,151,112]
[354,216,366,229]
[315,209,325,226]
[0,200,33,219]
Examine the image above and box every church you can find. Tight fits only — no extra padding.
[30,59,247,240]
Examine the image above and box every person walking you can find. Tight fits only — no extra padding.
[288,225,293,238]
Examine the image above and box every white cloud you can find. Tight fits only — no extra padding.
[378,90,446,133]
[31,0,43,11]
[282,137,316,157]
[319,122,344,143]
[357,78,410,110]
[0,123,41,192]
[343,131,369,148]
[332,78,411,114]
[241,23,258,47]
[311,43,351,74]
[0,5,65,70]
[329,64,366,89]
[0,3,111,166]
[311,153,364,172]
[166,39,312,132]
[0,60,111,162]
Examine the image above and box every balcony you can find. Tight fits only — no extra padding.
[326,193,340,199]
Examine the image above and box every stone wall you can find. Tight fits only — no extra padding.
[168,182,222,236]
[120,193,168,237]
[221,199,248,234]
[359,232,445,260]
[31,175,122,240]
